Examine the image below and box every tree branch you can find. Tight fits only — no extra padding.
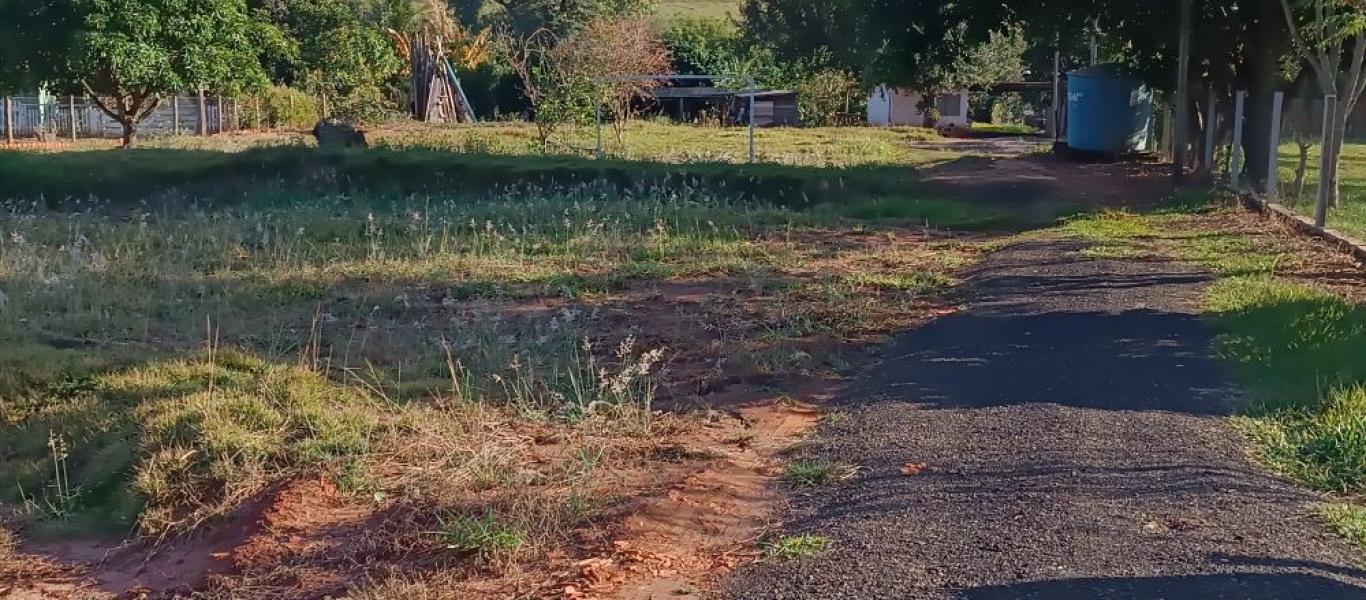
[83,81,125,123]
[1281,0,1336,94]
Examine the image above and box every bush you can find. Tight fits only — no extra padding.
[236,86,324,130]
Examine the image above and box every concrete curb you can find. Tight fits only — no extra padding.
[1237,193,1366,264]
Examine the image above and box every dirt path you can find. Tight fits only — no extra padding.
[721,238,1366,599]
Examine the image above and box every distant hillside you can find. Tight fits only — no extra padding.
[654,0,741,22]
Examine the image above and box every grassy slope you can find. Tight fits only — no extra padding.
[1060,204,1366,549]
[654,0,739,21]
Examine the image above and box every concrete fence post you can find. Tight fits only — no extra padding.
[216,94,224,133]
[3,97,12,144]
[69,94,77,140]
[198,90,208,136]
[1230,91,1246,190]
[1314,94,1339,228]
[1266,91,1284,199]
[1203,88,1216,171]
[173,95,180,135]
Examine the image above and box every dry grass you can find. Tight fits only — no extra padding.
[46,120,960,169]
[0,167,980,596]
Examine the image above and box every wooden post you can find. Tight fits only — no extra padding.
[173,95,180,134]
[254,96,262,130]
[320,93,329,119]
[3,97,12,145]
[198,90,208,136]
[288,94,296,126]
[216,94,224,133]
[69,94,77,140]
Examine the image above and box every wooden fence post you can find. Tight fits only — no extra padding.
[198,90,208,136]
[3,97,12,145]
[254,96,262,130]
[216,94,224,133]
[69,94,78,140]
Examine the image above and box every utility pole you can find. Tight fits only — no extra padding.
[1173,0,1193,177]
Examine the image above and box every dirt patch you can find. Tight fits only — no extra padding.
[544,395,825,600]
[920,151,1176,210]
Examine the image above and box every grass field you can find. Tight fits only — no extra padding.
[654,0,740,21]
[1275,141,1366,239]
[0,122,1029,597]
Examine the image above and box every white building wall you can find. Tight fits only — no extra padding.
[867,85,972,129]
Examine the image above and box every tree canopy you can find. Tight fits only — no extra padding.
[0,0,281,146]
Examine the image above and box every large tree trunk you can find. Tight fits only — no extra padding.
[1241,0,1290,192]
[120,119,138,148]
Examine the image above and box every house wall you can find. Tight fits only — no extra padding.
[867,85,972,129]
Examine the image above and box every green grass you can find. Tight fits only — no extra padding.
[0,351,380,535]
[437,511,528,563]
[1318,503,1366,548]
[654,0,739,21]
[971,123,1043,136]
[1274,141,1366,239]
[782,460,855,487]
[765,533,828,559]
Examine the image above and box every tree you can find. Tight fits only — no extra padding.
[1280,0,1366,207]
[268,0,403,121]
[553,17,672,143]
[0,0,280,147]
[481,0,653,35]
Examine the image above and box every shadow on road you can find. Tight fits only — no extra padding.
[958,571,1366,599]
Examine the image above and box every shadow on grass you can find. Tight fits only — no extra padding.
[0,146,1124,232]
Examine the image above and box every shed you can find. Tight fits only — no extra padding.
[647,87,799,127]
[867,85,972,130]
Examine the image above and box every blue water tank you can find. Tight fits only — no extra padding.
[1066,65,1153,154]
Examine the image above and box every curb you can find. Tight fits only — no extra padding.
[1236,193,1366,264]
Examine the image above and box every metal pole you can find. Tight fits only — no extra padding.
[748,77,756,164]
[1089,20,1099,65]
[4,96,13,145]
[69,94,77,140]
[1230,91,1246,189]
[1203,88,1216,171]
[1315,94,1339,227]
[1173,0,1192,177]
[1051,50,1062,142]
[198,89,207,136]
[1267,91,1284,198]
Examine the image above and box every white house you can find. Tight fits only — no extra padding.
[867,85,972,130]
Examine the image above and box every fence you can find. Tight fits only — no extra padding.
[0,93,283,142]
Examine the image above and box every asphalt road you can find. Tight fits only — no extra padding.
[721,239,1366,600]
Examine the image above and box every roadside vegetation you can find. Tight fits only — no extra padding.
[1276,142,1366,241]
[1056,199,1366,551]
[0,142,999,595]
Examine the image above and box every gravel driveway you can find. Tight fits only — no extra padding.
[721,238,1366,599]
